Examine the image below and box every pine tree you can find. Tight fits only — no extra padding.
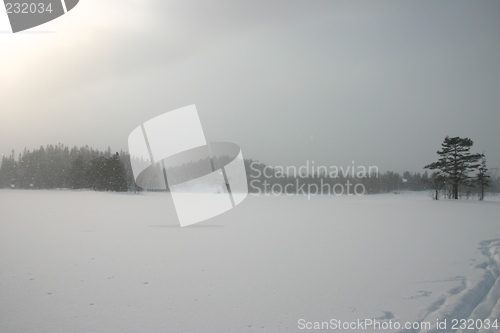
[424,136,483,199]
[476,157,491,201]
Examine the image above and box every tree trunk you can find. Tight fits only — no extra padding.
[453,184,458,199]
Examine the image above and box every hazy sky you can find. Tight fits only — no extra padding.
[1,0,499,173]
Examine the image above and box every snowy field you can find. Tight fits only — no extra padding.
[1,190,499,333]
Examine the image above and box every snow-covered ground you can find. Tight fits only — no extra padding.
[0,190,499,333]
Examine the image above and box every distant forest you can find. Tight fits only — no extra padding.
[0,144,499,198]
[0,144,132,192]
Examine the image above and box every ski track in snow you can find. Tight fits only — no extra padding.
[396,239,500,333]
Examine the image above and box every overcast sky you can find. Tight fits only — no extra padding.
[1,0,499,173]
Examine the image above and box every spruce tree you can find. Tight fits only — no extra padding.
[88,156,107,191]
[69,155,89,189]
[0,154,17,188]
[109,153,128,192]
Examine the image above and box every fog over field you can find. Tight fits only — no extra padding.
[1,0,499,172]
[1,1,500,332]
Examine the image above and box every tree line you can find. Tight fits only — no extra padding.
[0,140,498,198]
[244,159,499,198]
[0,144,134,192]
